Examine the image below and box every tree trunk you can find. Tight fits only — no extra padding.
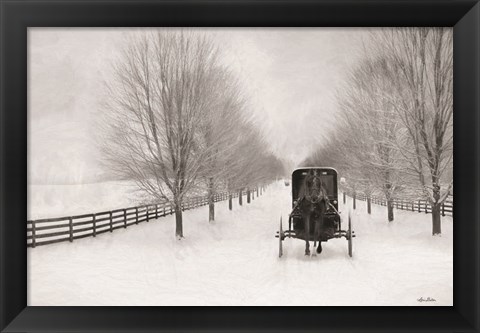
[239,190,243,205]
[208,177,214,222]
[247,190,251,203]
[343,192,346,204]
[367,197,371,214]
[431,203,442,235]
[387,198,394,222]
[431,184,442,235]
[228,194,232,210]
[175,203,183,239]
[209,201,215,221]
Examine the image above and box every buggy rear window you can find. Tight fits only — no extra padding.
[292,169,338,200]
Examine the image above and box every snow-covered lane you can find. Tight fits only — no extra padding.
[28,182,452,306]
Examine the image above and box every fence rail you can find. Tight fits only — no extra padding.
[27,188,260,248]
[344,192,453,217]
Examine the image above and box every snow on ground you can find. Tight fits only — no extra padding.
[28,181,452,306]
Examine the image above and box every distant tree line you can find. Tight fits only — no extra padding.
[303,28,452,235]
[101,31,284,239]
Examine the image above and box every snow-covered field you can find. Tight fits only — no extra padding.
[28,181,140,220]
[28,181,453,306]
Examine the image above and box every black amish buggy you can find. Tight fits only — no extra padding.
[276,167,355,258]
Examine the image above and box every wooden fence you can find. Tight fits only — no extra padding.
[344,192,453,217]
[27,189,259,248]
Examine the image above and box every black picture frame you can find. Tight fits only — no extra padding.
[1,0,479,332]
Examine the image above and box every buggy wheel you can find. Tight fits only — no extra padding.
[279,217,283,258]
[347,212,353,257]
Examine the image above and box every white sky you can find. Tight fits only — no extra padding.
[28,28,372,184]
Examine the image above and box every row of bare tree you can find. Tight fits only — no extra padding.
[100,31,284,239]
[304,28,453,235]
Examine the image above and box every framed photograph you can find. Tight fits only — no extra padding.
[1,0,479,332]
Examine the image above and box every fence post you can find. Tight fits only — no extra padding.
[156,204,159,219]
[239,190,243,206]
[442,203,445,217]
[123,209,127,228]
[425,201,428,213]
[31,221,36,248]
[353,193,356,210]
[147,206,150,222]
[135,207,139,224]
[109,212,113,232]
[69,217,73,242]
[93,214,97,237]
[247,189,251,204]
[229,194,233,210]
[343,192,346,204]
[418,200,421,213]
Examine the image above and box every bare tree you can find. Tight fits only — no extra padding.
[338,56,407,221]
[193,69,248,221]
[303,28,452,232]
[225,124,284,193]
[377,28,453,235]
[101,31,224,239]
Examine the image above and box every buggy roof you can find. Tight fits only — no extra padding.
[292,167,338,175]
